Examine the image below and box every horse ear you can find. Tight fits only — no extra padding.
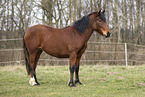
[103,10,105,13]
[98,10,101,14]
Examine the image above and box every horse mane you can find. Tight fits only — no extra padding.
[73,11,106,33]
[73,15,89,33]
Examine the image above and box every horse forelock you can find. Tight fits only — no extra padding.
[73,15,89,33]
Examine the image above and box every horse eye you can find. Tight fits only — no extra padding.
[97,19,101,22]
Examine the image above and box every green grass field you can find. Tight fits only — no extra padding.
[0,65,145,97]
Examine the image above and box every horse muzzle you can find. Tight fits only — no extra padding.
[104,32,111,38]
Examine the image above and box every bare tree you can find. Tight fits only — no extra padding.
[0,0,145,44]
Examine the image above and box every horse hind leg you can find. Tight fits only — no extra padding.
[33,50,42,73]
[29,49,42,86]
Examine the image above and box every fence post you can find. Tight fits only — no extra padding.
[125,43,128,66]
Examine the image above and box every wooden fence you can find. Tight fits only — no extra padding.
[0,38,145,66]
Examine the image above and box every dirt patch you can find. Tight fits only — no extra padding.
[98,78,106,82]
[137,83,145,86]
[117,76,124,80]
[107,72,118,75]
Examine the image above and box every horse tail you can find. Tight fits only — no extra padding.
[23,32,31,75]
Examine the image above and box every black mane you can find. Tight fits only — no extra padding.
[73,15,89,33]
[73,11,106,33]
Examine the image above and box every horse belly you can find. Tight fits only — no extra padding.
[42,45,70,58]
[44,50,70,58]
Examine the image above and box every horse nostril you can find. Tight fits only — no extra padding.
[107,32,110,36]
[104,32,110,38]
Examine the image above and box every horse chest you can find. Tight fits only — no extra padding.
[67,43,84,53]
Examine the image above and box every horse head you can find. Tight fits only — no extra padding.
[90,10,111,38]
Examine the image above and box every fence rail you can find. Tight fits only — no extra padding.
[0,38,145,66]
[0,38,23,41]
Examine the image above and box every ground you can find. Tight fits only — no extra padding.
[0,65,145,97]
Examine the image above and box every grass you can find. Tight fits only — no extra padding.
[0,65,145,97]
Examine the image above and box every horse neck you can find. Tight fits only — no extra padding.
[80,26,93,42]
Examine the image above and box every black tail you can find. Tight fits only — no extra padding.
[23,32,31,75]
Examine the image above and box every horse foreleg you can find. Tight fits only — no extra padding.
[75,43,87,85]
[68,52,77,87]
[74,57,82,85]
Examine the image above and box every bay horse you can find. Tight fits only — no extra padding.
[23,10,110,87]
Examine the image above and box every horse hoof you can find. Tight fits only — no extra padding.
[68,82,76,87]
[33,82,40,86]
[75,80,82,85]
[33,83,40,86]
[29,77,39,86]
[29,81,37,86]
[75,81,82,85]
[36,82,40,85]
